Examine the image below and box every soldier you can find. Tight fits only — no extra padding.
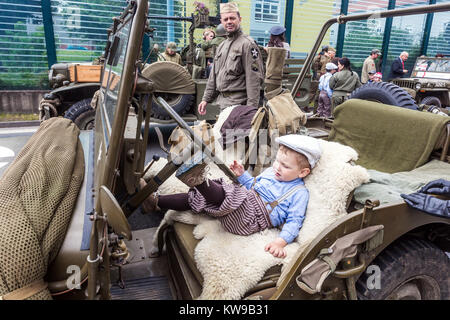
[198,2,264,115]
[361,49,380,84]
[158,42,183,65]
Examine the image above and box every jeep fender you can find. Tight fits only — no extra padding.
[272,201,450,300]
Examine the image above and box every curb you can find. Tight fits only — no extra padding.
[0,120,41,128]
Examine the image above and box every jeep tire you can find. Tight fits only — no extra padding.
[64,98,95,130]
[420,96,442,108]
[150,92,194,120]
[356,237,450,300]
[349,82,418,110]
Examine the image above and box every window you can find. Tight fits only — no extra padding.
[254,0,280,23]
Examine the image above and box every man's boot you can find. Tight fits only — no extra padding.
[264,47,287,100]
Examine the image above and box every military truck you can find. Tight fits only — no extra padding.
[391,56,450,110]
[1,0,450,302]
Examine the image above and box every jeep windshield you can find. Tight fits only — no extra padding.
[100,15,133,136]
[411,58,450,80]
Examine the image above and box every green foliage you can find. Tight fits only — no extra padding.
[0,21,48,89]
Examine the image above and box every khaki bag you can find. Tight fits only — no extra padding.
[168,120,214,155]
[266,90,307,136]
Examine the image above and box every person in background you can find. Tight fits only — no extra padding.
[367,70,377,83]
[267,25,290,59]
[361,49,381,84]
[373,72,382,82]
[317,62,338,118]
[327,47,338,66]
[201,24,227,78]
[158,42,183,65]
[389,51,408,80]
[329,57,361,113]
[312,45,328,80]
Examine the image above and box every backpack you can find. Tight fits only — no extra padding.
[266,90,307,137]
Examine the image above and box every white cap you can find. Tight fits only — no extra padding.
[275,134,322,168]
[326,62,338,70]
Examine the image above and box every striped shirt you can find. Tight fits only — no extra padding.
[237,168,309,243]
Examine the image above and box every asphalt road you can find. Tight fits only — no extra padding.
[0,125,39,177]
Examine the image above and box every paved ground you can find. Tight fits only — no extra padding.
[0,125,39,177]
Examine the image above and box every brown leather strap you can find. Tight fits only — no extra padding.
[0,279,48,300]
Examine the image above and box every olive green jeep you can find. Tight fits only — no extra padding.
[391,56,450,110]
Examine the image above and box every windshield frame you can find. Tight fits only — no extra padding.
[411,57,450,79]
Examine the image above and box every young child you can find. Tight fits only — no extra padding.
[317,62,338,118]
[141,134,322,258]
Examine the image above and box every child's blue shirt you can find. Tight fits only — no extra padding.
[237,167,309,243]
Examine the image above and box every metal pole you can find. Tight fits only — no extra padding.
[336,0,349,58]
[41,0,57,68]
[285,0,295,44]
[380,0,396,78]
[421,0,437,56]
[156,96,238,182]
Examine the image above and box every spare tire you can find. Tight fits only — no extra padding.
[150,92,194,120]
[349,82,418,110]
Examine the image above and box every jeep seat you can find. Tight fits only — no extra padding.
[328,99,450,173]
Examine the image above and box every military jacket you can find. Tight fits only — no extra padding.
[329,69,361,97]
[159,52,183,65]
[201,37,226,59]
[361,56,376,84]
[202,29,264,108]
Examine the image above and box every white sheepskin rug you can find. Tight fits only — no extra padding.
[147,111,369,300]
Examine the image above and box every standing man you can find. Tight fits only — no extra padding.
[361,49,380,84]
[389,51,409,80]
[198,2,264,115]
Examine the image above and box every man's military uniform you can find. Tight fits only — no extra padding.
[158,52,183,65]
[361,56,376,84]
[329,69,361,112]
[202,28,264,109]
[312,54,331,81]
[201,36,226,60]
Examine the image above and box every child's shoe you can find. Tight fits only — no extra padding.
[176,151,209,188]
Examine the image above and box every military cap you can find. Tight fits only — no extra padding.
[275,134,322,169]
[269,25,286,36]
[371,49,381,55]
[220,2,239,14]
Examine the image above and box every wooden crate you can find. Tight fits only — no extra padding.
[69,64,102,83]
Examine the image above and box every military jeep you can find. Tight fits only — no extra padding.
[1,0,450,302]
[391,56,450,110]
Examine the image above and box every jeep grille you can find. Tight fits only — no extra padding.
[392,80,415,89]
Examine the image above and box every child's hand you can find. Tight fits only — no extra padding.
[229,160,245,177]
[265,238,287,258]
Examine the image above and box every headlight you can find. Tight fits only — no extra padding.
[415,83,421,90]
